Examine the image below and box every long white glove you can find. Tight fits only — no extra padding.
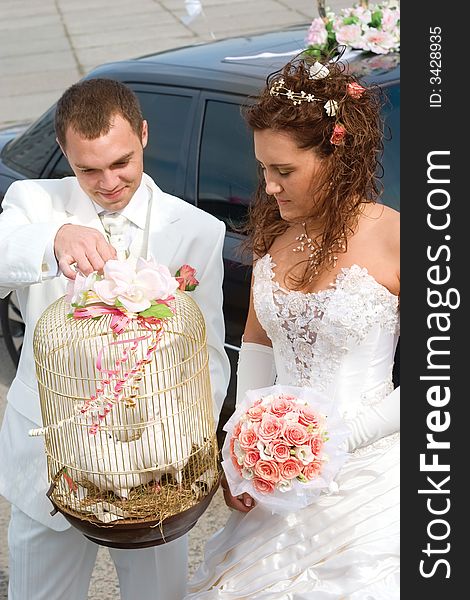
[236,341,277,406]
[345,386,400,452]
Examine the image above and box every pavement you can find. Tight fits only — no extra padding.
[0,0,353,597]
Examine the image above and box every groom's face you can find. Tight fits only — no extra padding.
[62,113,148,212]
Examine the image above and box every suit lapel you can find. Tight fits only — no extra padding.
[63,180,104,232]
[144,174,183,266]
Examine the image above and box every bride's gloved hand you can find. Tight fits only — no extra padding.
[236,340,277,406]
[220,340,276,512]
[220,473,254,513]
[345,386,400,452]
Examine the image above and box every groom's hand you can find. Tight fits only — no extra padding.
[54,224,116,279]
[220,474,254,513]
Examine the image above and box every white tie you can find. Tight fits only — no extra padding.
[100,212,130,261]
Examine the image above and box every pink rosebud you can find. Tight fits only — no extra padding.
[302,460,323,481]
[347,82,365,99]
[330,123,346,146]
[233,421,242,437]
[254,459,281,483]
[238,429,258,450]
[252,477,276,494]
[243,449,260,468]
[279,458,303,480]
[283,423,310,447]
[175,264,199,291]
[258,413,283,443]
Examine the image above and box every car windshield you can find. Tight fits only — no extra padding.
[1,107,59,178]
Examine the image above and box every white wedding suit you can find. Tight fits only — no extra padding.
[0,173,230,600]
[188,254,400,599]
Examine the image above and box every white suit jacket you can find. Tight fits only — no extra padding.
[0,173,230,530]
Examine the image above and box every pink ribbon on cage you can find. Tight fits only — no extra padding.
[72,305,166,434]
[72,305,131,335]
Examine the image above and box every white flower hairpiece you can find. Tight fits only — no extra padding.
[324,99,339,116]
[269,78,317,106]
[269,76,338,118]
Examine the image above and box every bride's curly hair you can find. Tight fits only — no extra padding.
[242,54,385,289]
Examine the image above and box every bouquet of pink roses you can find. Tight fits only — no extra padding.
[222,385,350,514]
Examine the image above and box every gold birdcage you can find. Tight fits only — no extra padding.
[32,291,220,548]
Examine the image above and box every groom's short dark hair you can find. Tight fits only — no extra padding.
[55,78,144,148]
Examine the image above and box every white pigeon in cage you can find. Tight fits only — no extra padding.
[70,404,193,498]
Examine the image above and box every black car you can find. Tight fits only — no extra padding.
[0,25,400,421]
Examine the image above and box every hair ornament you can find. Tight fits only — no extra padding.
[308,62,330,80]
[269,78,317,106]
[347,82,365,99]
[330,123,346,146]
[324,100,339,117]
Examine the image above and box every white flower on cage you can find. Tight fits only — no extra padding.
[93,257,179,313]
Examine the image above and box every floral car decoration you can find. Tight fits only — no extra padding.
[305,1,400,58]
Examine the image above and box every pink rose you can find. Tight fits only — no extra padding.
[347,82,365,99]
[283,423,309,447]
[271,441,291,463]
[302,460,323,481]
[175,264,199,291]
[247,405,265,421]
[253,477,275,494]
[258,414,283,443]
[298,406,321,427]
[238,429,258,450]
[254,460,281,483]
[310,436,324,457]
[279,458,303,480]
[269,395,294,417]
[243,449,260,468]
[330,123,346,146]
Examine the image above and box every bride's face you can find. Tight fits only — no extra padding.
[254,128,327,223]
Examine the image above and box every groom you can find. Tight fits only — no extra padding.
[0,78,230,600]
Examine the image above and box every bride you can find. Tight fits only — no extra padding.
[187,55,400,598]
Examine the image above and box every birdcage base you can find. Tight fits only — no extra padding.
[51,483,218,549]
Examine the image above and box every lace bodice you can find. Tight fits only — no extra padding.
[253,254,400,419]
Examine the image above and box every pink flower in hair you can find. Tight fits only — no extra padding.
[347,82,365,99]
[330,123,346,146]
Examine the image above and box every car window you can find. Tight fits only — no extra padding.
[1,108,59,178]
[198,100,258,231]
[137,91,194,196]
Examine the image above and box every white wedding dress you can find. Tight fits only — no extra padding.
[187,254,400,599]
